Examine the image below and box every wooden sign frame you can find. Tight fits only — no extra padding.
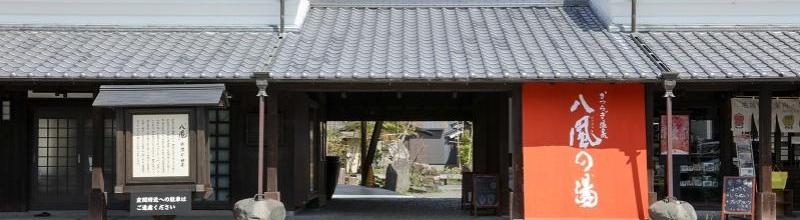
[721,176,756,220]
[471,174,500,216]
[114,107,211,193]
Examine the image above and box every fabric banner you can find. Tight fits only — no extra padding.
[773,99,800,133]
[660,115,690,155]
[522,83,647,220]
[731,98,758,134]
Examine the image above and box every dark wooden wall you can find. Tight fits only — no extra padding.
[270,91,327,211]
[0,91,29,211]
[471,93,511,215]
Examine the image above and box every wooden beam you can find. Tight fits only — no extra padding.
[269,82,515,92]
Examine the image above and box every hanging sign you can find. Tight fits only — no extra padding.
[731,98,758,135]
[522,83,647,219]
[773,99,800,133]
[132,114,191,178]
[660,115,690,155]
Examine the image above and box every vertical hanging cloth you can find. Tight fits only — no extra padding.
[731,98,759,135]
[773,99,800,133]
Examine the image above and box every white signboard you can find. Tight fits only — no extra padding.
[132,114,190,178]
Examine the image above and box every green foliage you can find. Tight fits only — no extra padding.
[457,122,473,170]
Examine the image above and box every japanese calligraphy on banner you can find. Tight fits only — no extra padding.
[773,99,800,133]
[132,114,190,178]
[522,83,647,220]
[660,115,690,155]
[731,98,800,134]
[731,98,758,134]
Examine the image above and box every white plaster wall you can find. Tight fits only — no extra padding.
[0,0,310,27]
[598,0,800,27]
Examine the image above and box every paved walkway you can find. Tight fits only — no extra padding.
[289,185,504,220]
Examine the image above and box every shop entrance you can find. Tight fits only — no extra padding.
[267,86,521,218]
[30,107,91,210]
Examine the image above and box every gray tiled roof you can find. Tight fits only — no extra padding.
[638,31,800,79]
[268,6,660,81]
[0,28,278,79]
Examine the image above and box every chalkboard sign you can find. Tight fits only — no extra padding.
[473,175,499,208]
[722,176,755,218]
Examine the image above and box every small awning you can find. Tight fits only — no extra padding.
[92,84,226,107]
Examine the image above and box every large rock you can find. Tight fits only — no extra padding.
[412,163,438,176]
[384,160,411,193]
[420,175,440,192]
[648,199,697,220]
[233,198,286,220]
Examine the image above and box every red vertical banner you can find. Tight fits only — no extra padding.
[660,115,690,155]
[522,83,648,220]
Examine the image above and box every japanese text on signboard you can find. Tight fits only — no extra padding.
[132,114,190,178]
[569,92,608,208]
[130,191,191,216]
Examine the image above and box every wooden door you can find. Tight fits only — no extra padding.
[30,108,90,209]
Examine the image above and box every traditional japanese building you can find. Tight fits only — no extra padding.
[0,0,799,219]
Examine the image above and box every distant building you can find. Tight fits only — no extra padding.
[407,121,461,168]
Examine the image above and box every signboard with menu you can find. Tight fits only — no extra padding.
[721,176,755,220]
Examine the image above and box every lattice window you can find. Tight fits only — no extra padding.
[206,109,231,201]
[36,118,79,196]
[103,117,116,193]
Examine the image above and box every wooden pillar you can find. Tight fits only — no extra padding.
[719,93,735,177]
[266,91,281,200]
[757,88,776,220]
[645,83,657,204]
[89,107,107,220]
[511,86,524,219]
[360,121,367,171]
